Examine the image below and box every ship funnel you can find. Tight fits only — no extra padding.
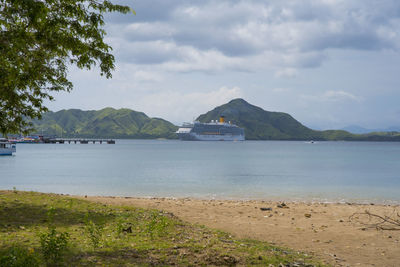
[219,116,225,123]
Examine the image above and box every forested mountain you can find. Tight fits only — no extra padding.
[31,108,178,139]
[29,100,400,141]
[197,99,400,141]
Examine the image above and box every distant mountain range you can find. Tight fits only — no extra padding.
[340,125,400,134]
[196,99,400,141]
[30,98,400,141]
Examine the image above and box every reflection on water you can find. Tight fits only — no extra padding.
[0,140,399,204]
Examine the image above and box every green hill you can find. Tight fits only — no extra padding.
[196,99,400,141]
[28,100,400,141]
[31,108,178,139]
[196,99,321,140]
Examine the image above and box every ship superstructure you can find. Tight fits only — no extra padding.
[176,116,245,141]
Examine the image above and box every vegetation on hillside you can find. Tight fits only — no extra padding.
[0,191,325,266]
[197,99,400,141]
[31,108,178,139]
[27,99,400,141]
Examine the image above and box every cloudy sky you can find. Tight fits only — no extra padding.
[47,0,400,130]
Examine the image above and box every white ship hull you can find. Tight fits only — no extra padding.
[176,118,245,141]
[177,132,245,141]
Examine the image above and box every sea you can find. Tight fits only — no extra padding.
[1,140,399,204]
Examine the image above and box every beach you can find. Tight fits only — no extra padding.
[79,196,400,267]
[2,141,400,265]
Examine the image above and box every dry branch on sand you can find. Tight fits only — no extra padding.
[350,209,400,231]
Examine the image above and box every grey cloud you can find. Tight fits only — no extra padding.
[105,0,203,23]
[283,52,327,68]
[122,23,176,42]
[114,41,179,64]
[172,29,258,57]
[105,0,400,71]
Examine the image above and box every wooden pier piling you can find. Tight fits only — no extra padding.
[44,138,115,144]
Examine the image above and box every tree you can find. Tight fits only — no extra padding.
[0,0,132,136]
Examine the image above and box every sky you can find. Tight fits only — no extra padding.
[47,0,400,130]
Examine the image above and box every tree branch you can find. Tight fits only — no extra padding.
[350,209,400,231]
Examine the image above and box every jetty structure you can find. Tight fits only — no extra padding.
[43,138,115,144]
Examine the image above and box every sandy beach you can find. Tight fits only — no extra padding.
[77,196,400,267]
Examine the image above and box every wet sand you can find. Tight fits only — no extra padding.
[78,196,400,267]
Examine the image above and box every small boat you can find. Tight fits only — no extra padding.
[0,140,16,156]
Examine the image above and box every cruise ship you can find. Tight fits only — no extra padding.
[176,116,245,141]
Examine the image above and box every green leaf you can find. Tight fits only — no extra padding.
[0,0,132,135]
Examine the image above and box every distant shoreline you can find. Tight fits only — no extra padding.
[27,99,400,141]
[9,138,400,142]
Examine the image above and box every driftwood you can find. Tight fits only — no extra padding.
[350,209,400,231]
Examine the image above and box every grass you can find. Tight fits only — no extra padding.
[0,190,327,266]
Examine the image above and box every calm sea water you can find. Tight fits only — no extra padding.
[0,140,399,204]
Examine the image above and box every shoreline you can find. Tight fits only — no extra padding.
[94,195,400,206]
[67,192,400,206]
[74,194,400,267]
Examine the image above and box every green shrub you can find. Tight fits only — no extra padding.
[0,246,40,267]
[146,212,170,239]
[39,227,69,265]
[84,218,104,249]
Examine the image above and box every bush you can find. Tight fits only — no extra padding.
[39,227,69,265]
[0,246,40,267]
[84,218,104,249]
[146,212,170,239]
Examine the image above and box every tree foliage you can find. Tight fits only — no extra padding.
[0,0,132,135]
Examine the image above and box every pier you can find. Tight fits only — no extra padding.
[44,138,115,144]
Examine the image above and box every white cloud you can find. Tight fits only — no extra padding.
[132,70,163,83]
[131,86,243,123]
[160,49,247,73]
[323,90,361,102]
[123,22,177,41]
[301,90,362,103]
[274,68,298,78]
[48,1,400,130]
[272,88,291,93]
